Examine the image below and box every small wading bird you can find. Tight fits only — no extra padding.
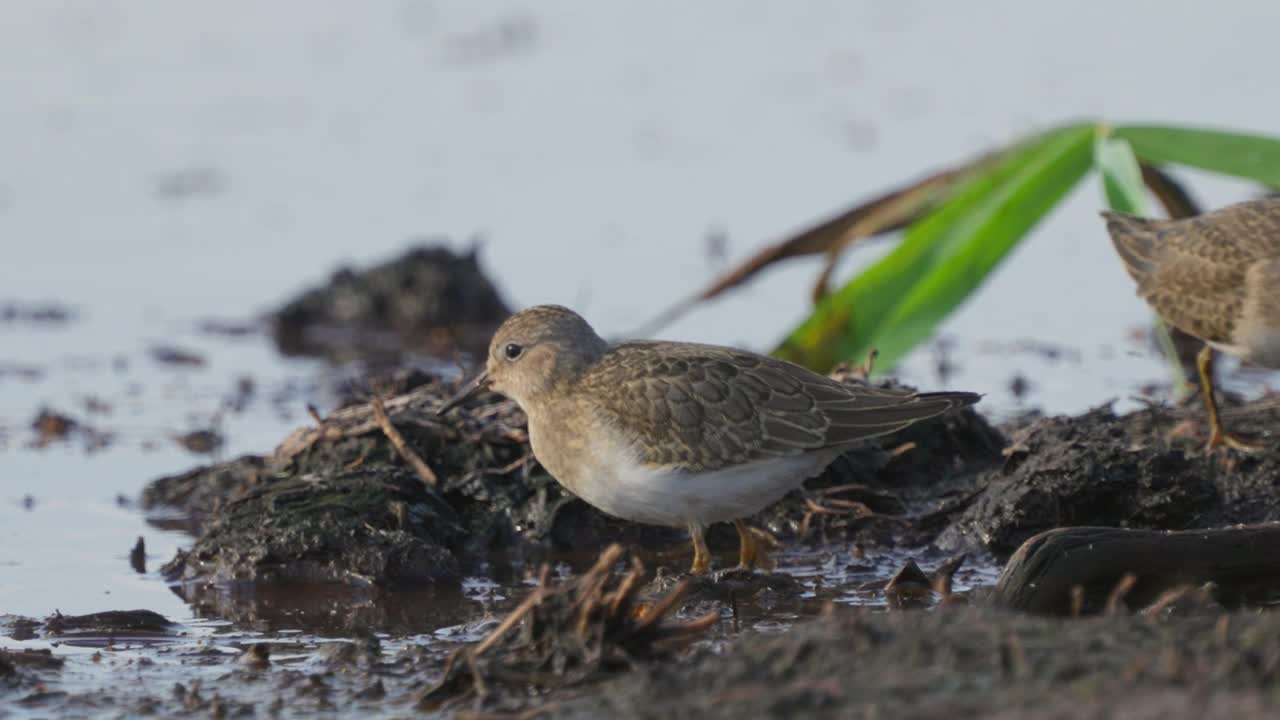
[438,305,979,574]
[1104,197,1280,451]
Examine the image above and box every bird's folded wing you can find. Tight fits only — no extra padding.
[580,341,977,472]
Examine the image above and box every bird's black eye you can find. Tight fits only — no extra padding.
[503,343,524,360]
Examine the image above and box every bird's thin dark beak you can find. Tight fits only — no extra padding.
[436,370,491,415]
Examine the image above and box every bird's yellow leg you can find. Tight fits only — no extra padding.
[688,522,711,575]
[1197,345,1263,453]
[733,519,777,572]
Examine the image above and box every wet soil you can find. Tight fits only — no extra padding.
[6,587,1275,719]
[559,604,1280,719]
[938,396,1280,557]
[141,371,1002,591]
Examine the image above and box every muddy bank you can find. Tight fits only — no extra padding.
[142,350,1280,591]
[270,245,511,363]
[558,604,1280,719]
[938,397,1280,557]
[143,373,999,589]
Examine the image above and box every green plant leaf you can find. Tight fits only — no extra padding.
[1115,125,1280,187]
[865,124,1097,369]
[773,124,1092,371]
[1094,132,1149,215]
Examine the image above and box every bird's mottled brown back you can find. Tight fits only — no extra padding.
[570,341,978,472]
[1104,198,1280,344]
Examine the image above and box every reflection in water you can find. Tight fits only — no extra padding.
[170,580,493,638]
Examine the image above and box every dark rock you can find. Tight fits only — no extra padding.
[42,610,175,637]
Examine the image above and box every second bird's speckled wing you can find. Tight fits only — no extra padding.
[574,341,978,472]
[1104,198,1280,344]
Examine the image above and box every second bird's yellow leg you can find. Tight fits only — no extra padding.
[1197,345,1263,453]
[688,522,711,575]
[733,519,777,572]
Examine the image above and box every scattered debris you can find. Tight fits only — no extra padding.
[0,302,75,326]
[150,345,207,368]
[0,363,44,381]
[28,407,114,451]
[82,395,112,415]
[235,643,271,670]
[30,408,76,445]
[1008,372,1030,401]
[196,318,260,338]
[153,167,224,200]
[418,545,718,713]
[171,429,224,455]
[443,12,537,64]
[129,537,146,574]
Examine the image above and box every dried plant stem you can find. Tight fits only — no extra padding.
[370,396,438,487]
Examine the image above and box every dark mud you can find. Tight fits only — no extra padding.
[142,372,1000,590]
[939,396,1280,557]
[270,245,512,363]
[559,604,1280,719]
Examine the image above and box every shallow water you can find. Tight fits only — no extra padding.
[3,1,1280,714]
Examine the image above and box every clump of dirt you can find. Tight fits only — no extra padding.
[560,604,1280,719]
[419,544,718,714]
[0,648,63,697]
[0,301,75,325]
[142,456,268,529]
[143,373,1002,589]
[937,398,1280,557]
[41,610,176,638]
[270,245,511,363]
[159,465,464,585]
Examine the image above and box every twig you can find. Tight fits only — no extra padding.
[474,586,546,657]
[1105,573,1138,615]
[370,396,438,487]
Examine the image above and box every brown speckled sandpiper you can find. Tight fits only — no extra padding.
[438,305,980,574]
[1105,198,1280,451]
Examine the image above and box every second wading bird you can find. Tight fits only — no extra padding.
[1104,197,1280,451]
[438,305,980,574]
